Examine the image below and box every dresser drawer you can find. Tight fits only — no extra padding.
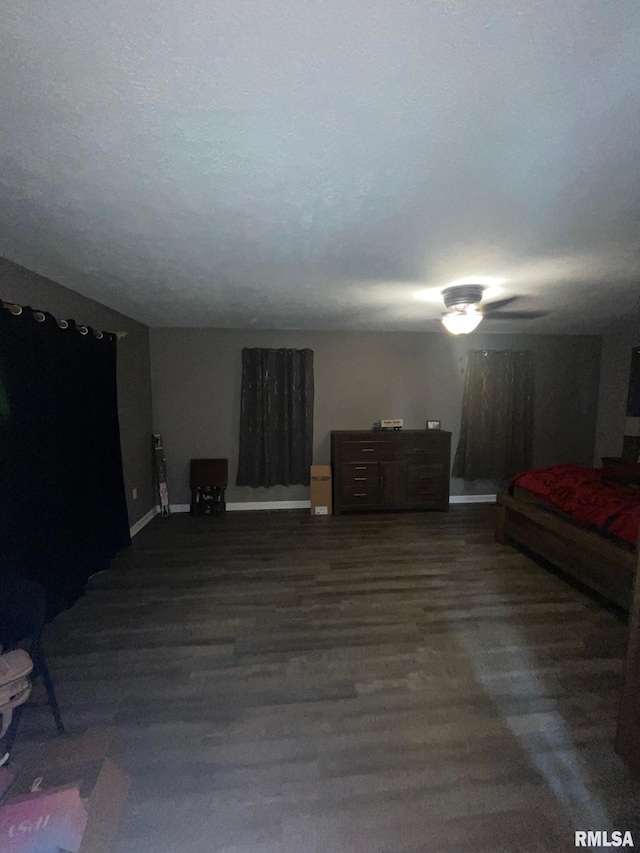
[342,463,380,484]
[407,461,447,483]
[402,439,447,459]
[407,483,447,506]
[341,440,393,462]
[340,484,381,505]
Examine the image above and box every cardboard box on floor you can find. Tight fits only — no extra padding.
[310,465,332,516]
[1,728,130,853]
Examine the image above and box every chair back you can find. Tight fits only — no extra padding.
[0,573,46,651]
[190,459,228,489]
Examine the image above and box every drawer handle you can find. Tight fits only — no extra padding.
[361,448,375,453]
[354,466,367,470]
[354,492,367,497]
[354,477,366,481]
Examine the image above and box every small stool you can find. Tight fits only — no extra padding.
[190,459,228,517]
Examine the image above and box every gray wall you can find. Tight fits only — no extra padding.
[150,328,602,506]
[0,256,154,527]
[594,326,640,463]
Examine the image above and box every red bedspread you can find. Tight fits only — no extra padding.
[511,464,640,546]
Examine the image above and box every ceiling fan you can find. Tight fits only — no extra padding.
[440,284,547,334]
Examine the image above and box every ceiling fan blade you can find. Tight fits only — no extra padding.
[483,310,548,321]
[483,296,520,313]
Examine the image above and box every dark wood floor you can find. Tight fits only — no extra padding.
[16,506,640,852]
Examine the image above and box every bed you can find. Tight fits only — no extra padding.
[495,463,640,611]
[496,463,640,769]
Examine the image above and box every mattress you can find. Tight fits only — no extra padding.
[510,464,640,548]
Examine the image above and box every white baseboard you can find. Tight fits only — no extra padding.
[129,505,160,537]
[227,500,311,511]
[449,494,496,504]
[169,500,311,513]
[166,496,496,514]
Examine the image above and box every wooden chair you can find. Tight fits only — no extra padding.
[189,459,228,516]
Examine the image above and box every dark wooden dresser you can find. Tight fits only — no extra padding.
[331,430,451,515]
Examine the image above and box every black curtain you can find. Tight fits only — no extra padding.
[236,348,314,488]
[452,350,534,481]
[627,347,640,417]
[0,307,130,616]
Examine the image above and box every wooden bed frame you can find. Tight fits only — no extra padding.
[495,489,640,769]
[495,491,637,612]
[618,544,640,771]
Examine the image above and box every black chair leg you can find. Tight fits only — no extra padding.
[2,703,26,757]
[34,648,64,735]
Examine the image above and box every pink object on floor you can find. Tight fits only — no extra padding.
[0,784,87,853]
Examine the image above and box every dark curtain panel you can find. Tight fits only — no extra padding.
[236,348,314,488]
[452,350,534,481]
[0,307,130,616]
[627,347,640,417]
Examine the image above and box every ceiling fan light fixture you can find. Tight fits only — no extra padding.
[441,307,483,335]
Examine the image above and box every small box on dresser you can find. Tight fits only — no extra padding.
[331,430,451,515]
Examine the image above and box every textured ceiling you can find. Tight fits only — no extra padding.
[1,0,639,332]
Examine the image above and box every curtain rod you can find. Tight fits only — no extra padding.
[1,300,127,339]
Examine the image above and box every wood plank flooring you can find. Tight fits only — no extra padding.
[14,506,640,852]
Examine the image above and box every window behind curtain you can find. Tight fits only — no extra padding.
[452,350,534,481]
[236,348,314,488]
[0,306,130,615]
